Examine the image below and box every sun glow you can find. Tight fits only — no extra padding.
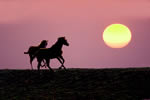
[103,24,132,48]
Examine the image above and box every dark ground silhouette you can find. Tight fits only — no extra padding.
[0,68,150,100]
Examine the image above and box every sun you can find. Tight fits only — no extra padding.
[103,24,132,48]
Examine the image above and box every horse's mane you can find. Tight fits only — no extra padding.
[38,40,48,48]
[50,37,65,49]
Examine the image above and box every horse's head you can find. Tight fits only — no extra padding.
[58,37,69,46]
[40,40,48,48]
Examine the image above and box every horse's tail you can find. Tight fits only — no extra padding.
[24,46,33,54]
[24,52,29,54]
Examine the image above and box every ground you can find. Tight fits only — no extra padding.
[0,68,150,100]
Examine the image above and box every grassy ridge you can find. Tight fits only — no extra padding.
[0,68,150,100]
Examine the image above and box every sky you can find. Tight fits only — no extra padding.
[0,0,150,69]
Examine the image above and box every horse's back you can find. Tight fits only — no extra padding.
[35,48,60,59]
[36,48,49,57]
[28,46,39,54]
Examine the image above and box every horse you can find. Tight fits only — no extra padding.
[24,40,48,70]
[32,37,69,72]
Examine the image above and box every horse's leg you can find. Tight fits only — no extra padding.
[46,59,54,72]
[57,57,63,69]
[59,56,66,70]
[29,53,33,70]
[43,60,47,68]
[37,58,42,74]
[41,60,47,68]
[57,56,66,70]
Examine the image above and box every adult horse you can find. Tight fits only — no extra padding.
[24,40,48,70]
[33,37,69,72]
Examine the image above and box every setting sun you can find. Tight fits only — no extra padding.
[103,24,132,48]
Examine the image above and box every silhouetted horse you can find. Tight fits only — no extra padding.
[33,37,69,72]
[24,40,48,70]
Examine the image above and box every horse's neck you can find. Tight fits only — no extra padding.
[38,44,44,48]
[50,41,63,50]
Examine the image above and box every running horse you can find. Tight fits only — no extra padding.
[24,40,48,70]
[32,37,69,72]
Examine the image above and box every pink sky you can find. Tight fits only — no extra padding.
[0,0,150,69]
